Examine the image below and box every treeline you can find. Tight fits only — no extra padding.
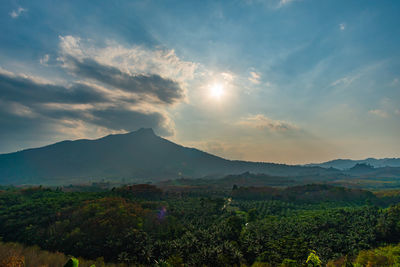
[232,184,376,203]
[3,240,400,267]
[1,184,400,266]
[327,243,400,266]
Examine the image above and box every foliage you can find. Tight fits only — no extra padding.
[64,258,79,267]
[354,244,400,266]
[0,184,400,266]
[0,241,121,267]
[306,250,322,266]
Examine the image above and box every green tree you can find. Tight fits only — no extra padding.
[306,250,322,267]
[64,258,79,267]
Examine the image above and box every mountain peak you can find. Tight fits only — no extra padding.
[0,128,339,185]
[134,128,155,135]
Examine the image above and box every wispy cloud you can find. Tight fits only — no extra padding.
[10,7,27,19]
[330,73,360,88]
[237,114,298,132]
[248,71,261,84]
[277,0,297,8]
[369,109,388,118]
[40,54,50,66]
[329,61,387,92]
[243,0,299,9]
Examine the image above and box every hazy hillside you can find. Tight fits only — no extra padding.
[306,158,400,169]
[0,128,337,185]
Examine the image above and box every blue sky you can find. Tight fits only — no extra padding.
[1,0,399,164]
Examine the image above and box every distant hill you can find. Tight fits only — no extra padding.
[306,158,400,170]
[0,128,337,185]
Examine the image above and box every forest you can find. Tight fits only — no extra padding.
[1,183,400,266]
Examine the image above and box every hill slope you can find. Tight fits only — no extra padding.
[0,128,336,185]
[306,158,400,169]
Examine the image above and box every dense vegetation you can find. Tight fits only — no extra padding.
[0,241,122,267]
[1,184,400,266]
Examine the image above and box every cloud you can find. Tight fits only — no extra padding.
[339,23,346,31]
[237,114,298,132]
[91,108,174,136]
[38,103,174,136]
[248,71,261,84]
[0,36,200,152]
[58,35,197,83]
[330,73,360,88]
[221,72,234,82]
[62,57,183,104]
[0,72,108,105]
[245,0,299,9]
[0,69,175,152]
[277,0,298,8]
[57,36,197,105]
[369,109,388,118]
[0,105,53,152]
[40,54,50,65]
[10,7,27,19]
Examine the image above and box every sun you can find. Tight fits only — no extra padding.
[210,83,224,100]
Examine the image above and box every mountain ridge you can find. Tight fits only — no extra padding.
[306,157,400,170]
[0,128,339,185]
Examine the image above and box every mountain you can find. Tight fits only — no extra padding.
[306,158,400,170]
[0,128,338,185]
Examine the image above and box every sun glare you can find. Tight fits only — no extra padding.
[210,83,224,100]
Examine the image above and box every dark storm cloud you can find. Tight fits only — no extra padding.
[66,57,184,104]
[0,72,108,104]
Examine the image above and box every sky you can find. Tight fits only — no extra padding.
[0,0,399,164]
